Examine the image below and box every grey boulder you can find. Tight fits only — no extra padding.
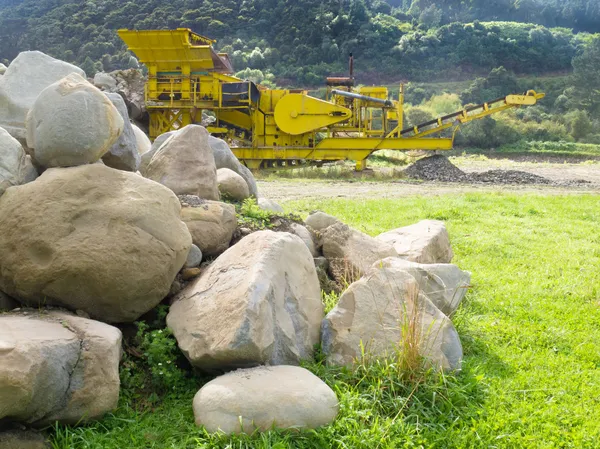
[180,198,237,258]
[0,164,192,323]
[142,125,220,200]
[322,260,463,371]
[193,366,338,434]
[319,221,396,286]
[101,93,140,171]
[0,126,37,197]
[377,220,453,264]
[217,168,250,201]
[25,73,124,168]
[167,231,323,372]
[378,258,470,316]
[0,311,121,426]
[209,135,258,197]
[0,51,85,143]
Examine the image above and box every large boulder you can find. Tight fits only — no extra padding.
[25,73,124,169]
[0,311,121,426]
[0,51,85,143]
[319,222,396,286]
[322,262,463,371]
[167,231,323,372]
[101,93,140,171]
[208,136,258,198]
[180,197,237,258]
[132,124,151,155]
[379,258,470,316]
[0,164,192,323]
[139,131,175,173]
[142,125,219,200]
[217,168,250,201]
[0,127,37,197]
[193,366,338,434]
[377,220,453,264]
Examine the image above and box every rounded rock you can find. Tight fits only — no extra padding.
[0,164,192,323]
[25,73,124,168]
[193,366,339,434]
[217,168,250,201]
[185,244,203,268]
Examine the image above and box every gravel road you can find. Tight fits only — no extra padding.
[257,156,600,202]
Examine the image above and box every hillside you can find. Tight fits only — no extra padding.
[0,0,597,87]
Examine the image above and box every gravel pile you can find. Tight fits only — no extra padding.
[404,155,469,182]
[404,155,562,186]
[470,170,551,185]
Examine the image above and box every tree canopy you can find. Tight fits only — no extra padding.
[0,0,596,86]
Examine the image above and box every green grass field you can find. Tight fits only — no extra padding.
[49,193,600,448]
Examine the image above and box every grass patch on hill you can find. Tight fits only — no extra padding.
[49,193,600,448]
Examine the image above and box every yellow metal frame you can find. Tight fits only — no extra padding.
[118,28,545,170]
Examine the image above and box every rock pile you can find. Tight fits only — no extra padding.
[405,154,554,185]
[0,51,472,439]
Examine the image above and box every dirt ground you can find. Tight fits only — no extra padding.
[258,156,600,201]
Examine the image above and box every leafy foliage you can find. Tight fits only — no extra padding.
[0,0,593,85]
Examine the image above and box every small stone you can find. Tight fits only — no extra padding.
[181,268,202,281]
[184,245,203,268]
[239,227,252,236]
[217,168,250,201]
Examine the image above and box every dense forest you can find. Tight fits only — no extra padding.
[0,0,598,146]
[0,0,597,85]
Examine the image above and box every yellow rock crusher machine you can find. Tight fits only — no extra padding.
[118,28,545,170]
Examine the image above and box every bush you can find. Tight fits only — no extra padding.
[406,106,434,127]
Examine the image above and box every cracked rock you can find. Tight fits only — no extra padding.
[167,230,323,372]
[0,311,122,427]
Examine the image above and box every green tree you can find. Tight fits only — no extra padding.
[568,110,593,140]
[571,36,600,115]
